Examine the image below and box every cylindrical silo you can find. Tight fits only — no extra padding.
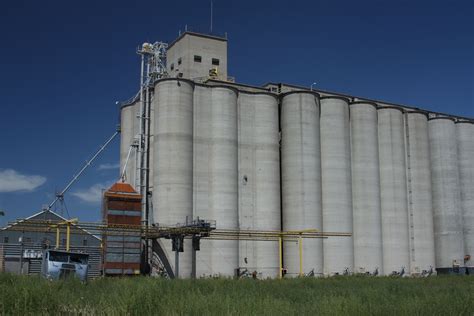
[119,101,138,188]
[377,106,410,275]
[404,111,436,274]
[194,85,239,277]
[281,91,323,277]
[455,121,474,273]
[238,92,280,279]
[350,101,383,275]
[153,78,194,278]
[192,85,212,277]
[320,97,353,275]
[428,117,465,274]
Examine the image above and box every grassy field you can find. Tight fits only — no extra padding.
[0,274,473,315]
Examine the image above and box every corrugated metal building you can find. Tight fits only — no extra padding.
[0,210,102,279]
[102,182,142,276]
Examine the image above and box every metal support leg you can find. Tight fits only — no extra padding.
[175,250,179,279]
[55,227,60,249]
[299,236,303,277]
[66,223,71,252]
[279,236,283,279]
[191,247,196,279]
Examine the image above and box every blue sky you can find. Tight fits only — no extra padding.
[0,0,472,225]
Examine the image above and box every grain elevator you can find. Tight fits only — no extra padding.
[119,31,474,278]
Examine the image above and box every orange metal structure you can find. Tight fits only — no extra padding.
[102,182,142,275]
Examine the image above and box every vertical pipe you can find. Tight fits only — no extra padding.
[191,245,197,279]
[137,54,145,193]
[175,250,179,278]
[66,224,70,252]
[299,236,303,277]
[279,236,283,279]
[19,234,23,274]
[56,227,60,249]
[143,66,151,271]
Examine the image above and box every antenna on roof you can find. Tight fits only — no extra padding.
[210,0,213,33]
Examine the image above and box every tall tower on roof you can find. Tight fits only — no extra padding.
[166,31,228,81]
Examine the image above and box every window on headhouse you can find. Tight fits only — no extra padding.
[62,238,67,246]
[3,237,8,243]
[212,58,220,66]
[194,55,202,62]
[178,57,182,65]
[170,63,174,71]
[83,239,88,246]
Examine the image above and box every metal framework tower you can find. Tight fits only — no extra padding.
[136,41,169,270]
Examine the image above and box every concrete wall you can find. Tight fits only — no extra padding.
[167,32,227,80]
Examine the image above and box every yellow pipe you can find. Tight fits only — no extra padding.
[299,236,303,277]
[66,223,71,251]
[55,227,59,249]
[279,236,283,279]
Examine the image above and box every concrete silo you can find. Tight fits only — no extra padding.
[192,85,213,277]
[320,97,353,275]
[281,91,323,276]
[350,101,383,275]
[377,106,410,274]
[455,121,474,273]
[153,78,194,278]
[119,101,138,189]
[404,111,436,274]
[120,31,474,278]
[238,92,281,278]
[429,117,465,273]
[193,85,239,277]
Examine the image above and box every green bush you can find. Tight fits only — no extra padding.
[0,273,472,315]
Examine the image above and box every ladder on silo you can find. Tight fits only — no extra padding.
[404,113,416,267]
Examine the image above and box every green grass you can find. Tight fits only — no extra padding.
[0,274,473,315]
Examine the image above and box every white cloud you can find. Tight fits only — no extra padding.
[0,169,47,193]
[71,181,114,204]
[97,162,120,170]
